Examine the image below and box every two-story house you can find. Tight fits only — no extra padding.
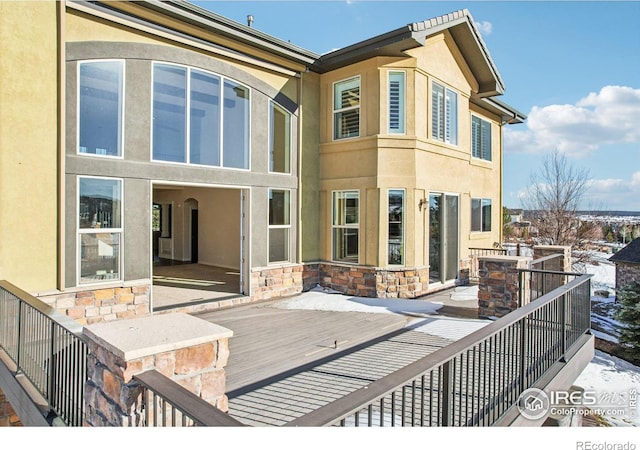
[0,2,524,321]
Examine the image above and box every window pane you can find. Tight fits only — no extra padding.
[270,102,291,173]
[388,189,404,265]
[334,109,359,140]
[190,70,220,166]
[333,228,359,263]
[153,64,187,162]
[389,72,405,134]
[445,89,458,145]
[472,116,481,158]
[79,61,123,156]
[471,198,481,232]
[334,77,360,140]
[334,78,360,110]
[79,178,121,229]
[333,191,359,225]
[80,233,120,283]
[269,228,289,263]
[481,119,492,161]
[223,80,249,169]
[269,190,290,226]
[482,199,492,231]
[432,83,444,141]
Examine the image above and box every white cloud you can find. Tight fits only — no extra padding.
[504,86,640,157]
[476,20,492,36]
[585,172,640,210]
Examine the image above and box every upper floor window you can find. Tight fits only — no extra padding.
[472,116,492,161]
[333,77,360,140]
[78,177,122,284]
[152,63,249,169]
[78,60,124,157]
[471,198,492,232]
[332,191,359,263]
[432,82,458,145]
[269,101,291,173]
[388,72,405,134]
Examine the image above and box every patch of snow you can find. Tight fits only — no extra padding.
[407,316,492,341]
[450,285,478,301]
[574,350,640,426]
[275,290,444,316]
[590,329,619,343]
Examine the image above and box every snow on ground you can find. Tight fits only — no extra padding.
[275,285,490,341]
[584,252,621,343]
[276,287,443,316]
[574,350,640,426]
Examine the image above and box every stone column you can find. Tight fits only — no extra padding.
[83,313,232,426]
[478,255,532,318]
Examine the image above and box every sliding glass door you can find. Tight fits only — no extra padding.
[428,193,459,284]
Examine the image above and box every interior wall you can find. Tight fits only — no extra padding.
[153,186,241,270]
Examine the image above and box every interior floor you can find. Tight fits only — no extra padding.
[152,260,242,311]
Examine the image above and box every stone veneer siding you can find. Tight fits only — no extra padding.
[615,262,640,292]
[83,315,231,426]
[37,284,151,325]
[250,265,304,302]
[303,263,441,299]
[0,389,21,427]
[477,256,531,318]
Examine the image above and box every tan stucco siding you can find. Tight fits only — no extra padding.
[65,8,298,98]
[0,2,59,292]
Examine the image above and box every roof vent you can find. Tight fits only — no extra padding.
[247,15,254,27]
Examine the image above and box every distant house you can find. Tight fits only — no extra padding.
[506,208,523,224]
[609,238,640,291]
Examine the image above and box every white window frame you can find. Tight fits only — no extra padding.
[77,59,125,159]
[333,76,361,140]
[77,176,124,286]
[268,188,291,264]
[432,81,458,145]
[332,190,360,263]
[268,100,292,174]
[388,71,406,134]
[471,197,492,232]
[387,188,405,266]
[471,115,492,161]
[150,62,251,171]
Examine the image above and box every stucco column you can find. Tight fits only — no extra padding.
[478,255,532,318]
[82,313,232,426]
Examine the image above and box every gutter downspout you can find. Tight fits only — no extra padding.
[297,70,304,265]
[57,1,66,290]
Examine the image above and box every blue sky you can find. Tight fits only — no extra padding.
[195,0,640,211]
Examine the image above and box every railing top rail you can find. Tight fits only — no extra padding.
[285,273,592,427]
[134,370,246,427]
[531,253,564,265]
[519,268,583,277]
[0,280,85,338]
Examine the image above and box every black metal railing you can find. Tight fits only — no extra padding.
[134,370,245,427]
[0,280,88,426]
[519,254,577,304]
[469,248,508,278]
[284,274,592,427]
[0,280,246,427]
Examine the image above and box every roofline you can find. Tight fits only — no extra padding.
[312,9,505,97]
[480,97,527,124]
[86,0,319,68]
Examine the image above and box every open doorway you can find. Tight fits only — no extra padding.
[151,184,247,311]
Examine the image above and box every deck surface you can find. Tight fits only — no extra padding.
[195,292,478,426]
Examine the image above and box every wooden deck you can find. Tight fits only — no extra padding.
[194,295,476,426]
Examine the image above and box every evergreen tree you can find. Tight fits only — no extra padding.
[615,281,640,364]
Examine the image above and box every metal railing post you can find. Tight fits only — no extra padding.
[441,361,452,426]
[519,316,528,392]
[560,293,567,361]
